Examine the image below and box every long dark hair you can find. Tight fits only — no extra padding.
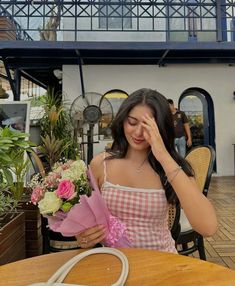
[106,88,193,205]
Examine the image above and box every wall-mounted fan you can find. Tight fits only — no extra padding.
[70,92,113,163]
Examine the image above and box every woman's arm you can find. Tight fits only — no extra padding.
[159,155,217,236]
[141,114,218,237]
[184,122,192,147]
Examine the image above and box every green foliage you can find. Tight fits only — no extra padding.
[0,191,18,215]
[39,86,79,170]
[9,150,31,200]
[0,190,19,226]
[39,134,70,170]
[28,94,47,107]
[0,126,34,201]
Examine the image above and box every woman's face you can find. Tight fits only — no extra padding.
[124,104,154,151]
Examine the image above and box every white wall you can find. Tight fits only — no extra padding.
[63,64,235,176]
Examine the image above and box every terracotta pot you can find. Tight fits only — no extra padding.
[0,212,25,265]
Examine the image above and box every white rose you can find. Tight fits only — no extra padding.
[61,160,87,181]
[38,192,62,215]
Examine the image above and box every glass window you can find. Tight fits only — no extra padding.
[99,0,132,29]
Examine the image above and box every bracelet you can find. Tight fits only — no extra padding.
[164,166,182,186]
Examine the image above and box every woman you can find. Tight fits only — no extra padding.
[76,88,217,252]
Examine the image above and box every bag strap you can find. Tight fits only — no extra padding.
[29,248,129,286]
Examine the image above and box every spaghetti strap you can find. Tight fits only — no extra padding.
[103,152,107,183]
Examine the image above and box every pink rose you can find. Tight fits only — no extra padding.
[31,186,44,205]
[44,172,61,187]
[55,179,76,200]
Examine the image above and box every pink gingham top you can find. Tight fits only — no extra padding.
[101,157,177,253]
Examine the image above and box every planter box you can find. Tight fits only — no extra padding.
[18,201,43,258]
[0,212,25,265]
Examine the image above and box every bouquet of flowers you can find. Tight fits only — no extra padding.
[30,159,131,248]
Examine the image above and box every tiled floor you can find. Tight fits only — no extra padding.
[190,176,235,269]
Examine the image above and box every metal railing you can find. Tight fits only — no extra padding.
[0,4,33,40]
[0,0,234,42]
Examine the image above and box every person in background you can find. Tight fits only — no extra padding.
[76,88,217,252]
[167,99,192,157]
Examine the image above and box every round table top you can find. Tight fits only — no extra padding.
[0,248,235,286]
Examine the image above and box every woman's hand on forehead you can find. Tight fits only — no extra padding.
[141,114,167,161]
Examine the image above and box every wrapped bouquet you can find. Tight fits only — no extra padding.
[30,159,131,248]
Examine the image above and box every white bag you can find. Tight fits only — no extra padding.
[29,247,129,286]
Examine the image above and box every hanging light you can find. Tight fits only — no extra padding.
[53,69,63,84]
[53,69,63,79]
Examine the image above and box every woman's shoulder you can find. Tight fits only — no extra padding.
[90,152,108,175]
[90,151,105,168]
[90,152,107,187]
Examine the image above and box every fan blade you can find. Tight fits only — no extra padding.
[86,92,103,106]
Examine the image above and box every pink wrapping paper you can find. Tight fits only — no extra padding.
[47,167,131,248]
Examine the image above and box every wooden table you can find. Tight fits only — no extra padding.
[0,248,235,286]
[233,144,235,176]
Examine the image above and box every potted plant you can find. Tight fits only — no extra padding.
[0,126,44,259]
[39,86,79,171]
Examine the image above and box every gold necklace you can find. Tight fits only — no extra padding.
[136,156,148,173]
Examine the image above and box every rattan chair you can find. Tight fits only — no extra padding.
[27,148,46,178]
[168,203,181,243]
[176,145,216,260]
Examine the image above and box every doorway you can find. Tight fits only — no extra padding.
[179,88,216,166]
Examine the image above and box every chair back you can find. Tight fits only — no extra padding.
[168,203,181,242]
[185,145,215,196]
[27,149,46,178]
